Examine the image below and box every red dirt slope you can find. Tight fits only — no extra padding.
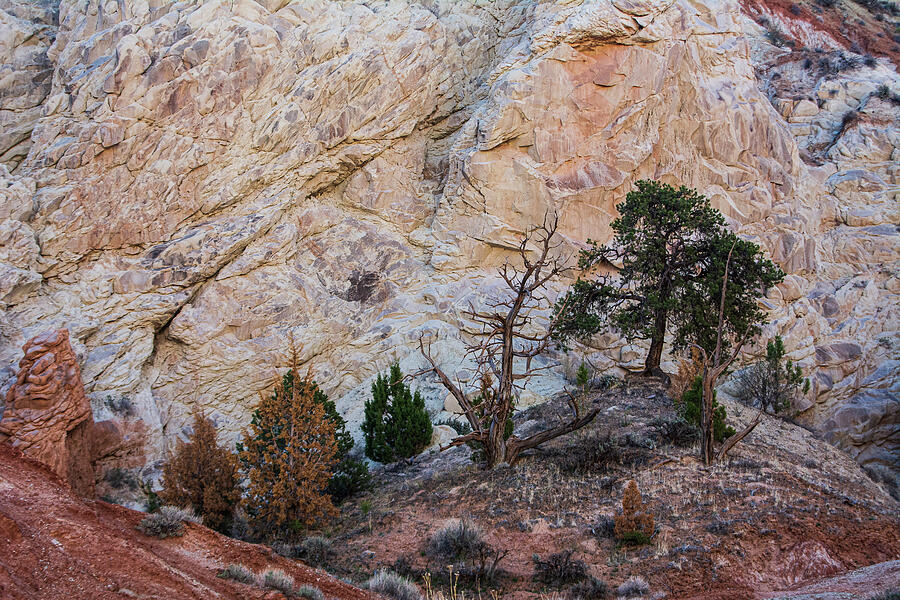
[0,443,372,600]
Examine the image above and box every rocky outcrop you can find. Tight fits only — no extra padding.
[0,329,95,495]
[0,0,896,472]
[0,328,140,496]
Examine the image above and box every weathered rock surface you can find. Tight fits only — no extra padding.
[0,328,141,496]
[0,0,896,472]
[0,329,95,494]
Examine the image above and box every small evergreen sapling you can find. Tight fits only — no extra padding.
[613,480,654,546]
[362,362,432,463]
[576,361,591,392]
[737,335,809,414]
[678,376,735,443]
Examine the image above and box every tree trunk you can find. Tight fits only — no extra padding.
[484,419,508,468]
[643,308,668,376]
[700,369,715,465]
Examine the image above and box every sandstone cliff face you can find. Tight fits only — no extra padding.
[0,0,896,471]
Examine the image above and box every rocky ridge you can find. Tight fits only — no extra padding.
[0,0,897,474]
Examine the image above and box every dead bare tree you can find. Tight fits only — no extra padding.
[419,215,601,468]
[691,242,762,465]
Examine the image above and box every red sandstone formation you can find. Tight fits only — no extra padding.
[0,329,97,496]
[0,442,374,600]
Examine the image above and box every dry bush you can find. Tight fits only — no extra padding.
[554,431,621,474]
[297,584,325,600]
[218,564,255,584]
[160,411,240,532]
[427,518,485,561]
[617,576,649,598]
[593,515,616,539]
[137,505,201,539]
[613,481,654,546]
[532,549,588,586]
[427,517,508,582]
[570,577,610,599]
[104,467,139,490]
[300,535,333,567]
[366,569,422,600]
[652,415,699,448]
[668,348,702,399]
[262,569,295,595]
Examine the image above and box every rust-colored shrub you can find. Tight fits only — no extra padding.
[159,411,240,532]
[238,359,338,541]
[668,347,702,400]
[613,480,654,545]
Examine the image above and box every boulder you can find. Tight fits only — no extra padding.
[0,330,95,495]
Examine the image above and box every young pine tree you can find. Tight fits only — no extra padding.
[737,335,809,414]
[159,411,240,533]
[362,363,432,463]
[238,364,338,540]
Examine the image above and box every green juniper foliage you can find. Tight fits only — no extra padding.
[278,370,352,454]
[553,180,784,374]
[576,361,591,391]
[362,362,433,463]
[679,376,735,443]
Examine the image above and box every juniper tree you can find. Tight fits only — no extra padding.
[420,216,600,468]
[362,362,432,463]
[277,369,370,501]
[692,242,778,464]
[238,360,338,540]
[159,411,240,533]
[553,180,783,376]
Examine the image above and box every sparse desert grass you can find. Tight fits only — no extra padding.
[297,584,325,600]
[262,569,295,595]
[216,564,322,598]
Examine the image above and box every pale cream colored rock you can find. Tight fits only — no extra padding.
[428,425,457,451]
[444,392,462,416]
